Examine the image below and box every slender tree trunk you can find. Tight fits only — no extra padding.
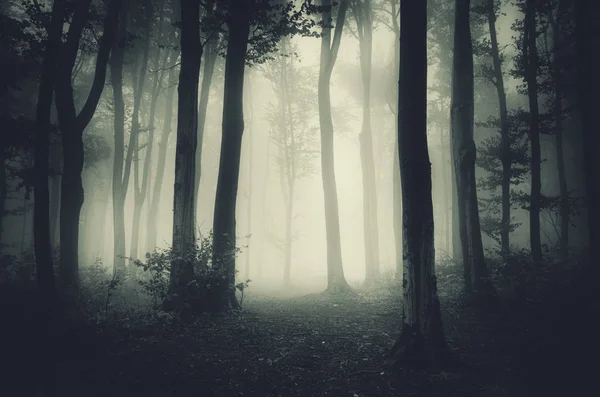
[49,137,61,248]
[194,2,218,219]
[146,66,176,251]
[33,2,63,393]
[389,0,451,369]
[168,0,202,298]
[110,5,128,271]
[524,0,542,262]
[575,0,599,255]
[212,4,250,310]
[487,0,511,256]
[548,8,568,261]
[129,14,152,262]
[390,3,402,280]
[244,75,254,281]
[450,0,494,297]
[354,0,380,284]
[318,0,351,292]
[283,182,294,286]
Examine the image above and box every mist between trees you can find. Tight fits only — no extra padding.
[0,0,598,383]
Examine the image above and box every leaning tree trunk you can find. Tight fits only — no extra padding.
[55,0,121,288]
[487,0,511,256]
[212,4,250,311]
[354,0,380,284]
[194,1,218,220]
[388,0,451,370]
[450,0,494,297]
[167,0,202,296]
[318,0,351,292]
[525,0,542,262]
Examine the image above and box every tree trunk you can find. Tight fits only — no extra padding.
[354,0,380,284]
[548,8,568,261]
[283,182,294,286]
[110,5,128,271]
[129,12,152,262]
[450,0,494,297]
[212,4,250,310]
[49,136,61,249]
[388,0,451,369]
[576,0,599,255]
[318,0,351,292]
[487,0,511,256]
[194,2,218,219]
[524,0,542,262]
[390,2,402,280]
[168,0,202,296]
[55,0,121,288]
[146,66,176,251]
[33,2,64,393]
[244,75,254,281]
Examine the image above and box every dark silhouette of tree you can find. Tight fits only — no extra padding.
[54,0,122,289]
[388,0,451,370]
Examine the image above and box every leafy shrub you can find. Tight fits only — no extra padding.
[133,230,250,313]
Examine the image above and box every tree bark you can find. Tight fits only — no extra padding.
[524,0,542,262]
[353,0,380,284]
[212,3,250,310]
[450,0,494,297]
[49,135,61,249]
[55,0,122,288]
[486,0,511,256]
[389,0,451,370]
[168,0,202,296]
[318,0,351,292]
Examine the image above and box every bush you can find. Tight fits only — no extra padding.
[133,230,250,313]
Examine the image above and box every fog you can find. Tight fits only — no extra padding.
[0,0,589,292]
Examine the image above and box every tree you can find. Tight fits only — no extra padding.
[109,3,129,271]
[34,0,64,303]
[479,0,512,256]
[523,0,543,261]
[146,56,177,251]
[351,0,380,283]
[546,0,569,260]
[194,0,220,221]
[211,1,250,310]
[450,0,494,297]
[388,0,451,370]
[168,0,202,296]
[55,0,122,288]
[263,40,319,286]
[318,0,351,292]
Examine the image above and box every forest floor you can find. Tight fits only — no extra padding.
[2,260,599,397]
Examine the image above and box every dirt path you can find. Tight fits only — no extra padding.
[48,284,520,397]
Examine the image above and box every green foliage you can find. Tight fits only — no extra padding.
[134,230,250,312]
